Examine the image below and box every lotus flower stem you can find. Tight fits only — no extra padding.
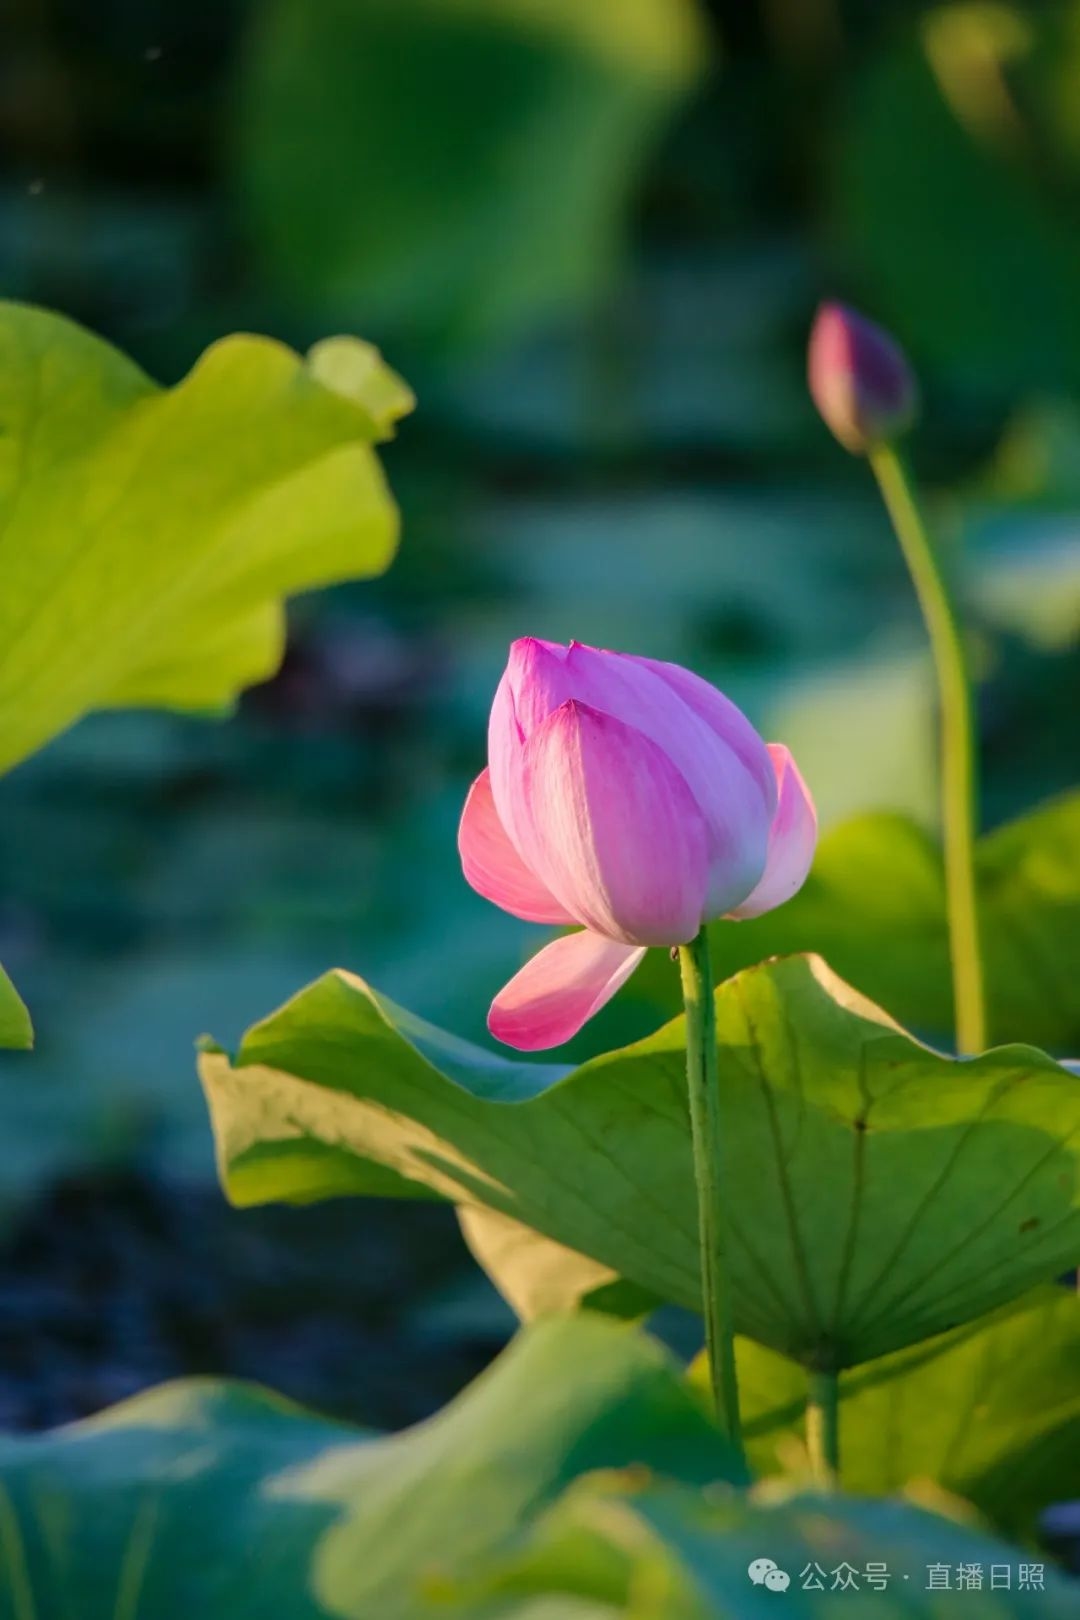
[678,928,743,1458]
[868,444,986,1056]
[805,1368,840,1485]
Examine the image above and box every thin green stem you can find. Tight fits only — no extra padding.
[868,444,986,1055]
[805,1369,840,1486]
[678,929,743,1459]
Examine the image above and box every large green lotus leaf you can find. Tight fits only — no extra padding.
[237,0,707,345]
[200,953,1080,1367]
[617,792,1080,1056]
[0,303,412,775]
[0,1383,360,1620]
[0,1315,738,1620]
[723,1285,1080,1543]
[0,964,31,1050]
[458,1473,1079,1618]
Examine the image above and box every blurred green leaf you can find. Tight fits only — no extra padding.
[237,0,709,346]
[0,963,31,1050]
[460,1472,1079,1617]
[0,1315,738,1620]
[978,791,1080,1047]
[972,523,1080,650]
[972,400,1080,506]
[763,649,936,829]
[201,953,1080,1368]
[0,946,344,1223]
[306,335,417,426]
[626,791,1080,1053]
[834,7,1080,392]
[0,303,410,774]
[720,1286,1080,1543]
[0,1381,360,1620]
[961,402,1080,650]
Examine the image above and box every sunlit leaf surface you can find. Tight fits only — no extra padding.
[0,303,410,775]
[724,1285,1080,1542]
[0,964,31,1050]
[201,954,1080,1368]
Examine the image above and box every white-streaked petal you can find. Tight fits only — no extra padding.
[514,699,709,946]
[487,640,574,863]
[560,644,774,913]
[628,653,778,818]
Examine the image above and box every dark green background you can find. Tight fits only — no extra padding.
[0,0,1076,1432]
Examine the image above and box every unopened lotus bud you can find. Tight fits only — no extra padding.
[808,302,918,454]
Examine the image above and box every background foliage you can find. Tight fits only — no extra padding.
[0,0,1077,1464]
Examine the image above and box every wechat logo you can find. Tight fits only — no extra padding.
[748,1558,791,1593]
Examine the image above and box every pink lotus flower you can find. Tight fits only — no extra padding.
[459,639,816,1050]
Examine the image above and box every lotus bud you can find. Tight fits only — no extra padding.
[808,302,918,454]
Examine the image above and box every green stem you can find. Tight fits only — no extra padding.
[805,1369,839,1486]
[868,444,986,1055]
[678,929,743,1458]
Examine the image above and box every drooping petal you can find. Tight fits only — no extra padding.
[488,930,646,1050]
[458,768,574,925]
[728,744,817,920]
[513,699,710,946]
[555,645,775,916]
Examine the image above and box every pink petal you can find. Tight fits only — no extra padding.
[489,931,646,1050]
[560,645,774,916]
[458,769,574,925]
[513,699,710,946]
[487,639,776,921]
[627,654,777,819]
[487,640,574,860]
[503,638,574,734]
[728,744,817,919]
